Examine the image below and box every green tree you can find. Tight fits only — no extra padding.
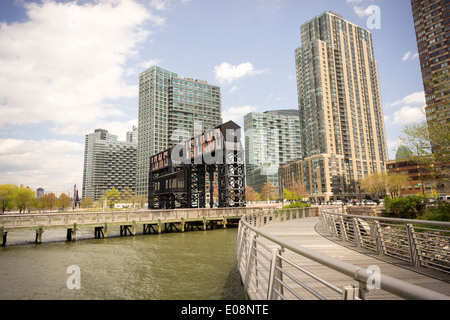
[58,193,71,210]
[360,172,387,200]
[133,195,146,209]
[0,184,18,213]
[261,181,278,202]
[105,188,121,208]
[246,186,261,202]
[121,187,134,204]
[40,193,58,211]
[385,173,410,198]
[398,120,450,192]
[16,186,36,213]
[81,196,94,209]
[288,180,309,202]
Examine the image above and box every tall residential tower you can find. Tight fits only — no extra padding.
[411,0,449,125]
[82,128,138,201]
[294,11,388,202]
[136,66,222,197]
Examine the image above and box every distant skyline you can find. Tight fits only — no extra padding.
[0,0,426,193]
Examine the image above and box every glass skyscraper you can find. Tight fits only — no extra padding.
[244,110,301,194]
[136,66,222,197]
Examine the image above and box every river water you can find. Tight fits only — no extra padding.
[0,226,245,300]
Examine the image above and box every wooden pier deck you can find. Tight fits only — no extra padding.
[260,217,450,300]
[0,208,253,245]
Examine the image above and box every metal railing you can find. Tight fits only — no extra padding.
[236,207,450,300]
[320,209,450,274]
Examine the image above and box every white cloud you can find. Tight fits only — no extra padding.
[230,85,241,93]
[347,0,378,18]
[125,58,162,76]
[150,0,171,10]
[387,91,426,108]
[214,62,268,84]
[90,118,139,142]
[386,91,426,126]
[393,106,425,125]
[402,51,411,61]
[402,51,419,61]
[222,105,258,123]
[0,0,160,135]
[353,6,374,18]
[0,138,84,192]
[386,139,401,159]
[258,0,281,13]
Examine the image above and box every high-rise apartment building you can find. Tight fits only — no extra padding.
[244,110,301,194]
[411,0,449,124]
[82,128,138,201]
[137,66,222,197]
[126,125,138,144]
[294,11,388,202]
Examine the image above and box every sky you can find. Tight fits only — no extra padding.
[0,0,427,195]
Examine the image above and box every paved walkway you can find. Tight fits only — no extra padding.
[260,217,450,300]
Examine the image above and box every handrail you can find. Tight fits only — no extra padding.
[321,208,450,227]
[236,207,450,300]
[0,207,253,229]
[320,209,450,274]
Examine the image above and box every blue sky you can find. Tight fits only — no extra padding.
[0,0,426,194]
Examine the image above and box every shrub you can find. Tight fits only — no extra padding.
[419,201,450,222]
[383,195,428,219]
[282,201,311,209]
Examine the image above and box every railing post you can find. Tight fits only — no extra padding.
[406,224,420,267]
[339,216,347,242]
[244,234,257,296]
[236,226,246,270]
[343,283,366,300]
[267,247,283,300]
[372,220,385,256]
[352,218,361,248]
[331,215,339,238]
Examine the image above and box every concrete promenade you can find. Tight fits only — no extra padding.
[260,216,450,300]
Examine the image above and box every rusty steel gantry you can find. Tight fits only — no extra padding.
[148,121,246,209]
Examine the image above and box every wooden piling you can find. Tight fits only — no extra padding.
[0,227,6,246]
[132,221,136,235]
[73,223,77,241]
[157,219,162,234]
[35,226,44,244]
[104,223,108,238]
